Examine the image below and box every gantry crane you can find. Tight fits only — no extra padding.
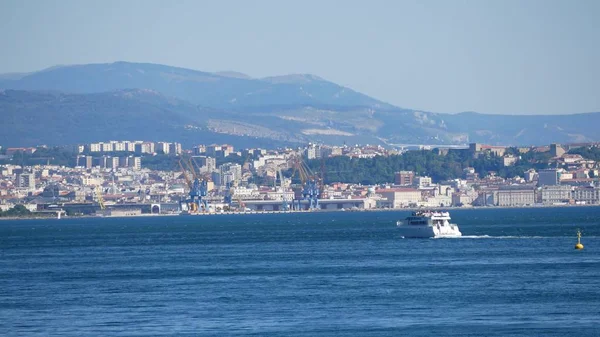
[179,158,209,213]
[289,155,320,211]
[95,185,106,210]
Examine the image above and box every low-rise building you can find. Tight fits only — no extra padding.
[503,155,518,167]
[572,186,599,205]
[497,187,535,207]
[377,188,421,208]
[473,189,497,206]
[452,191,478,207]
[541,185,573,205]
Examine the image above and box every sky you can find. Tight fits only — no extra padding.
[1,0,598,115]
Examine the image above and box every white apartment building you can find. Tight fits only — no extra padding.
[135,142,154,154]
[157,142,171,155]
[111,141,127,152]
[132,157,142,170]
[89,143,102,152]
[101,142,114,152]
[125,141,138,152]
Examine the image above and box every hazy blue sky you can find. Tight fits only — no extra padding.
[1,0,598,114]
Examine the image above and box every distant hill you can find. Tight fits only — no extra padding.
[0,61,393,109]
[1,61,600,147]
[0,89,298,148]
[2,89,599,148]
[443,112,600,146]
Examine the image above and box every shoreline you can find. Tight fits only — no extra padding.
[1,203,599,221]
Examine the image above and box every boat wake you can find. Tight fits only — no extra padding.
[405,235,595,239]
[459,235,556,239]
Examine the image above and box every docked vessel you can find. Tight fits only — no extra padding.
[396,210,462,238]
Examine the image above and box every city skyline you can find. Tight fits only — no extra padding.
[1,0,599,115]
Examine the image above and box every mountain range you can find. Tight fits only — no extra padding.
[1,61,599,148]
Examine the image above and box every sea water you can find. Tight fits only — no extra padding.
[1,207,599,336]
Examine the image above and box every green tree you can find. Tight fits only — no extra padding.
[300,148,547,184]
[0,204,32,217]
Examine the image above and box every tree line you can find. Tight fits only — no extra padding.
[0,204,32,218]
[303,148,554,185]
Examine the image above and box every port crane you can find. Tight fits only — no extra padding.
[289,155,320,211]
[95,185,106,210]
[179,158,209,213]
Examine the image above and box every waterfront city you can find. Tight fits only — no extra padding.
[1,140,598,218]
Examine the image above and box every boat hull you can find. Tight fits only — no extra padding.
[397,224,462,238]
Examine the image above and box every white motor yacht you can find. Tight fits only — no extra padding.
[397,210,462,238]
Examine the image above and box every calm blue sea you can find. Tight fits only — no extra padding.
[1,207,599,336]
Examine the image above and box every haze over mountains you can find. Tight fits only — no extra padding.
[1,61,599,148]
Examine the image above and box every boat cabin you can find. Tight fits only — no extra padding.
[405,211,451,226]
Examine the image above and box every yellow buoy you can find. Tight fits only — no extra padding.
[575,229,584,250]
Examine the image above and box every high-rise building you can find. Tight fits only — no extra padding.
[305,144,322,160]
[112,141,126,152]
[394,171,415,186]
[135,142,154,154]
[157,142,171,155]
[550,143,565,157]
[169,142,182,155]
[219,163,242,186]
[125,141,137,152]
[194,156,216,173]
[110,157,119,170]
[132,157,142,170]
[76,155,86,167]
[193,145,206,155]
[205,144,220,157]
[538,169,559,186]
[16,172,35,190]
[101,142,114,152]
[206,144,233,158]
[77,155,94,169]
[89,143,101,152]
[119,156,130,168]
[95,156,109,168]
[85,156,93,169]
